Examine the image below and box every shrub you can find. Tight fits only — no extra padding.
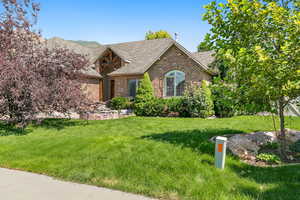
[201,80,215,117]
[110,97,132,110]
[182,85,203,117]
[146,98,167,117]
[210,78,237,118]
[210,78,274,118]
[181,81,214,118]
[262,142,280,150]
[164,97,183,113]
[134,73,155,116]
[256,153,281,164]
[134,77,215,118]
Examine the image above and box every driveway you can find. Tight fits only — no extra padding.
[0,168,155,200]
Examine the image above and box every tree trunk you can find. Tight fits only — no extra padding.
[278,99,285,138]
[278,97,286,157]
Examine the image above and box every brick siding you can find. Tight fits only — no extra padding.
[80,78,100,102]
[147,45,212,97]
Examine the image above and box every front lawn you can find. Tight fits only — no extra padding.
[0,116,300,200]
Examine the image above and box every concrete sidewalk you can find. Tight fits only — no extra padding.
[0,168,155,200]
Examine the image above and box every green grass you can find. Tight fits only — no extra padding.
[0,116,300,200]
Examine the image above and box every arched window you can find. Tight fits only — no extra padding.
[164,70,185,97]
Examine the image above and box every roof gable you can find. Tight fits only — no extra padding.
[107,38,174,75]
[107,39,214,76]
[145,44,212,77]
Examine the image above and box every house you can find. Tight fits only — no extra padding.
[47,38,215,102]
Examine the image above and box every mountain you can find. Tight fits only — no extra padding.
[46,37,106,63]
[67,40,102,49]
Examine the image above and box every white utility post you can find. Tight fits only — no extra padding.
[215,136,228,170]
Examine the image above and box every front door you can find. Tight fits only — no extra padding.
[110,80,115,99]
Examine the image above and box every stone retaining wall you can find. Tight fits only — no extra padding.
[80,111,133,120]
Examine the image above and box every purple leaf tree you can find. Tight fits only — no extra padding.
[0,0,91,127]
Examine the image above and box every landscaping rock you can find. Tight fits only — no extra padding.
[227,131,278,159]
[285,129,300,143]
[80,103,134,120]
[211,129,300,164]
[35,102,134,121]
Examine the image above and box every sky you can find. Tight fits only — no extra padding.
[37,0,214,52]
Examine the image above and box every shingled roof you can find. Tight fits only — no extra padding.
[46,37,216,78]
[101,38,214,76]
[46,37,105,78]
[192,51,216,67]
[106,39,173,75]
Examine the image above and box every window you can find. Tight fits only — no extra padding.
[128,79,139,97]
[164,70,185,97]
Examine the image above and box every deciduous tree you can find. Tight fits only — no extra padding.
[0,0,90,127]
[203,0,300,149]
[197,34,212,52]
[145,30,172,40]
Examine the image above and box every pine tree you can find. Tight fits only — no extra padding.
[134,73,154,116]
